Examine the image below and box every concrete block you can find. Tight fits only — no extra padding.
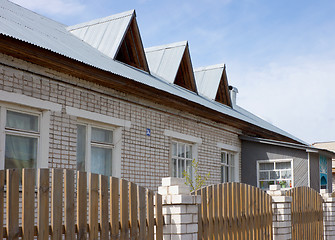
[169,185,191,195]
[162,177,186,187]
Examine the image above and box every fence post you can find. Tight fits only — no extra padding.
[267,185,292,240]
[321,189,335,240]
[158,177,201,240]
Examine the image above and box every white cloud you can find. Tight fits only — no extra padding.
[11,0,85,16]
[232,57,335,144]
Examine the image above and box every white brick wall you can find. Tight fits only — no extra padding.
[0,53,242,190]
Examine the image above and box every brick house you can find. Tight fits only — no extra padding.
[0,0,332,191]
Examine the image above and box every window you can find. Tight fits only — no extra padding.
[220,151,236,182]
[77,124,114,176]
[5,110,39,171]
[257,160,293,190]
[171,141,193,179]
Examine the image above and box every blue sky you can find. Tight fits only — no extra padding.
[11,0,335,144]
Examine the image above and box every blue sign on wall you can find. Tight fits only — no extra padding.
[146,128,151,136]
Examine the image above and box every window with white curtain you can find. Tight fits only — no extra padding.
[171,141,193,179]
[4,110,39,171]
[76,124,114,176]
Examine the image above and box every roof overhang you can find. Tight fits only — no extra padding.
[0,34,303,144]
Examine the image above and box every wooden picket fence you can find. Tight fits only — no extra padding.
[286,186,323,240]
[0,168,163,239]
[195,182,273,240]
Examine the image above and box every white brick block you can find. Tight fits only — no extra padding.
[168,185,191,195]
[162,177,186,187]
[171,195,201,204]
[171,214,193,224]
[186,223,198,233]
[171,233,193,240]
[158,186,169,195]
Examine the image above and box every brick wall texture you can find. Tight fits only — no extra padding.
[0,53,242,190]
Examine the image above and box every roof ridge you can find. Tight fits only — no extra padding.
[194,63,226,72]
[145,41,188,53]
[67,9,134,31]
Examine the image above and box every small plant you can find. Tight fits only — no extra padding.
[183,159,210,192]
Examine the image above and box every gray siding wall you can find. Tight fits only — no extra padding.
[241,140,309,188]
[309,153,320,191]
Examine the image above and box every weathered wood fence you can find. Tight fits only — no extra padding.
[1,168,163,239]
[196,182,273,240]
[286,186,323,240]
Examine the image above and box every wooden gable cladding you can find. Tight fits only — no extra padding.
[115,18,149,72]
[215,67,232,107]
[174,46,197,93]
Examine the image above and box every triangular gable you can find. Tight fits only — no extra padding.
[67,10,149,72]
[194,64,232,107]
[145,41,197,93]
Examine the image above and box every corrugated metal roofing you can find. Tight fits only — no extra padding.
[67,10,134,59]
[194,64,225,100]
[0,0,306,144]
[145,41,187,83]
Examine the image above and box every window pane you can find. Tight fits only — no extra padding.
[259,172,268,180]
[230,166,235,182]
[6,111,38,132]
[91,127,113,144]
[76,125,86,172]
[221,153,227,164]
[281,170,292,179]
[186,145,192,159]
[270,171,280,179]
[172,158,177,177]
[259,163,274,170]
[178,159,185,177]
[276,162,291,170]
[259,181,269,190]
[178,143,185,158]
[221,165,228,183]
[186,160,193,181]
[5,134,37,169]
[229,154,235,167]
[91,147,112,176]
[172,143,177,157]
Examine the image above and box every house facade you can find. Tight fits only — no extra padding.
[0,0,332,191]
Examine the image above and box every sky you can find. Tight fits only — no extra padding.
[11,0,335,144]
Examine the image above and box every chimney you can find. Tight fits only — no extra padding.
[229,86,238,106]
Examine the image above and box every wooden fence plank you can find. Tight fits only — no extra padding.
[218,184,222,240]
[77,171,87,240]
[146,189,154,240]
[110,177,119,240]
[99,175,109,239]
[64,169,75,240]
[37,168,49,240]
[222,184,228,240]
[22,169,35,240]
[89,173,99,240]
[138,186,146,240]
[51,168,63,240]
[7,169,20,240]
[202,187,208,240]
[207,185,213,240]
[0,170,4,240]
[213,185,218,240]
[155,193,163,240]
[120,179,129,240]
[129,182,138,240]
[195,189,202,240]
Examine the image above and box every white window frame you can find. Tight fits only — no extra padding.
[76,120,118,177]
[0,103,50,170]
[217,143,240,183]
[171,140,195,178]
[67,106,128,178]
[164,130,201,182]
[257,159,294,190]
[220,151,238,183]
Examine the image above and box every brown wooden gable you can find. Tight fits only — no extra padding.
[115,17,149,72]
[174,45,197,93]
[215,66,232,107]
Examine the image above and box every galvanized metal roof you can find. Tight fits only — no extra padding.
[145,41,187,83]
[67,10,134,59]
[0,0,306,144]
[194,64,225,100]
